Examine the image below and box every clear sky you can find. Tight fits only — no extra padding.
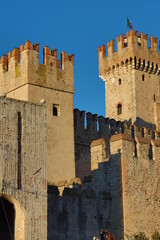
[0,0,160,117]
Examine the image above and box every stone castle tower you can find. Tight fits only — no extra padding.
[98,29,160,131]
[96,29,160,238]
[0,30,160,240]
[0,42,75,184]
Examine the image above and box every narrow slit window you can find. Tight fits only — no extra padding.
[142,74,145,81]
[118,78,121,85]
[131,125,135,139]
[17,112,22,189]
[134,140,138,157]
[117,104,122,115]
[149,143,153,160]
[152,131,155,140]
[154,94,156,102]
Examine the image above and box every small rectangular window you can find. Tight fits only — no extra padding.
[53,104,60,116]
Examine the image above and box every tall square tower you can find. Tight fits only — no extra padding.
[98,30,160,130]
[0,41,75,184]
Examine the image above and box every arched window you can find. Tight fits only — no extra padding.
[117,104,122,115]
[53,104,60,117]
[118,78,121,85]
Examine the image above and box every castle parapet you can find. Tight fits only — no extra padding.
[86,112,97,137]
[1,55,8,71]
[110,131,160,161]
[0,40,74,94]
[74,109,159,143]
[74,109,125,142]
[98,30,160,78]
[74,108,85,134]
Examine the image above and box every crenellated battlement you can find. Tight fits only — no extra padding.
[110,132,160,162]
[0,40,74,70]
[74,108,123,140]
[0,40,74,95]
[98,30,160,78]
[74,109,160,141]
[74,108,160,178]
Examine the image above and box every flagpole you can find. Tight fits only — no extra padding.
[127,16,128,32]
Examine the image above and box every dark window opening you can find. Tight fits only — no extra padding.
[141,128,144,137]
[53,104,60,116]
[118,78,121,85]
[149,143,153,160]
[117,104,122,115]
[18,112,22,189]
[142,74,145,81]
[152,131,155,140]
[0,198,15,240]
[134,56,137,67]
[53,106,58,116]
[134,140,138,157]
[154,94,156,102]
[138,58,141,68]
[131,125,135,139]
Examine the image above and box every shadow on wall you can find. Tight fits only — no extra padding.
[47,151,124,240]
[134,117,156,130]
[91,150,124,240]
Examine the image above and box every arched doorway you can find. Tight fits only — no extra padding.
[0,194,26,240]
[0,197,15,240]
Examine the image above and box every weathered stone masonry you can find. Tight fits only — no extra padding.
[0,97,47,240]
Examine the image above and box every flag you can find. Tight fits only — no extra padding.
[127,17,133,29]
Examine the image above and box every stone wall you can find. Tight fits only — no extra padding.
[47,186,111,240]
[75,123,160,239]
[91,137,124,239]
[110,133,160,238]
[74,109,123,179]
[0,97,47,240]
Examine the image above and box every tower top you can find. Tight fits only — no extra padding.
[0,40,74,95]
[98,30,160,79]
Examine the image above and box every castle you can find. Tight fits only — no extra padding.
[0,29,160,240]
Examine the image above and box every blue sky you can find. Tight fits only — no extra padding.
[0,0,160,117]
